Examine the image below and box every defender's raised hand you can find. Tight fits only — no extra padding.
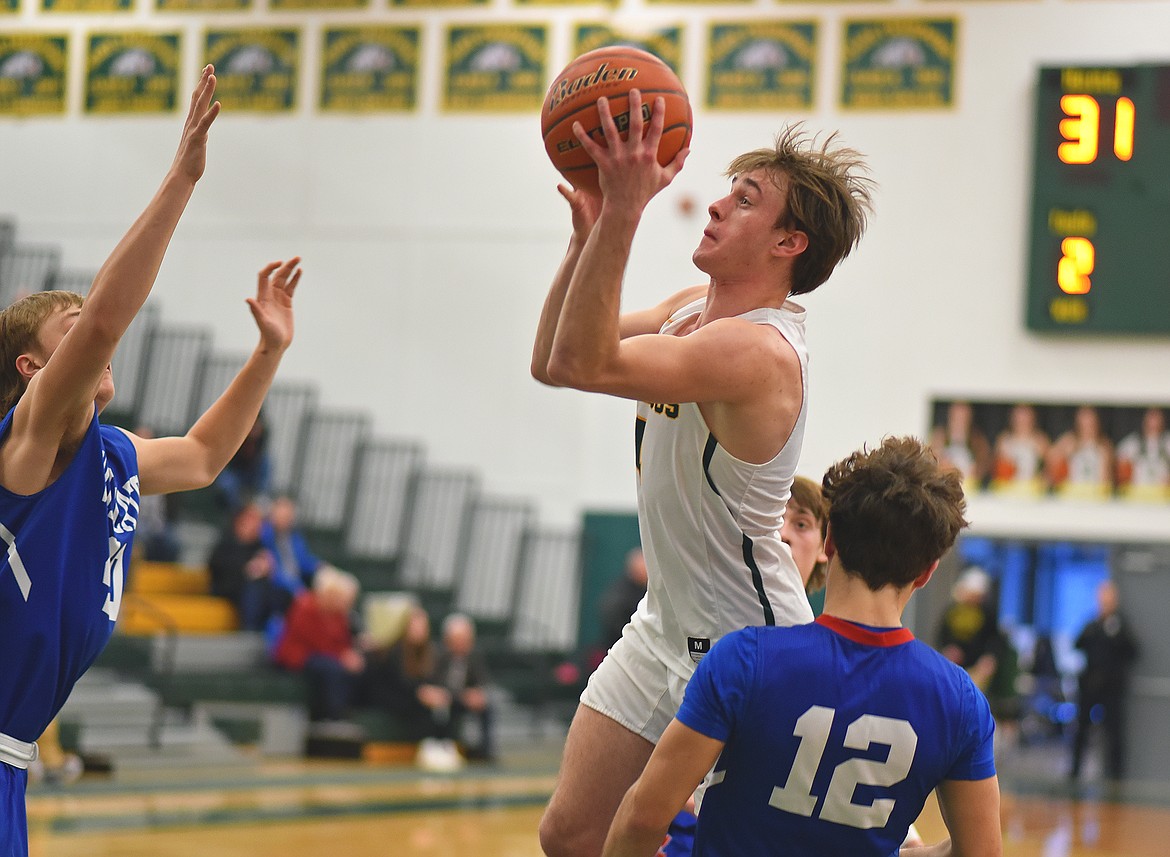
[248,257,300,354]
[171,64,221,184]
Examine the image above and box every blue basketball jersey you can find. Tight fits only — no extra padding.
[677,615,995,857]
[0,409,139,742]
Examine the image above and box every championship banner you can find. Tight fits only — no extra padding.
[42,0,131,11]
[204,28,298,113]
[442,24,546,112]
[0,33,67,115]
[572,24,683,76]
[272,0,366,9]
[85,32,179,114]
[391,0,486,7]
[156,0,251,11]
[1,0,18,14]
[840,17,957,110]
[706,20,816,111]
[320,25,419,112]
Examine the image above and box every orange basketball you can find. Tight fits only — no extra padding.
[541,46,692,193]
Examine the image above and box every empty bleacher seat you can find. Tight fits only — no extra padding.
[344,439,424,563]
[293,411,370,531]
[398,468,478,593]
[454,498,534,623]
[136,325,212,435]
[0,244,60,306]
[190,352,247,425]
[263,382,317,495]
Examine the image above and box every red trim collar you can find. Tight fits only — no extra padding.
[816,614,914,647]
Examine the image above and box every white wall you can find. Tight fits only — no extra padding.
[4,0,1170,534]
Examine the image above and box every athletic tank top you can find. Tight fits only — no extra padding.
[632,297,813,679]
[0,409,139,742]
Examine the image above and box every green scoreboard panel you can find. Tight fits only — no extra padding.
[1026,64,1170,335]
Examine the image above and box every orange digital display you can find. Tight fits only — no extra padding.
[1027,64,1170,335]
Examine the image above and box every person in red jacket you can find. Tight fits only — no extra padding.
[273,566,364,723]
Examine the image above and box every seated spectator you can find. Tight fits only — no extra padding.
[273,567,365,724]
[207,502,289,633]
[365,605,440,737]
[261,494,322,595]
[214,411,272,511]
[422,613,495,762]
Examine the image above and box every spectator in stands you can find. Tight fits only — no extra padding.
[936,567,1002,692]
[207,502,289,633]
[365,605,440,740]
[598,549,648,654]
[261,494,322,596]
[214,411,272,511]
[421,613,495,762]
[273,567,365,724]
[1070,579,1140,782]
[132,423,182,563]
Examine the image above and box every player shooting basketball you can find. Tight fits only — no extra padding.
[531,89,875,857]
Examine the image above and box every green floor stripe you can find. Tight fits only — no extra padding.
[45,790,553,835]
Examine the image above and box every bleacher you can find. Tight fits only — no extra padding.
[0,216,583,766]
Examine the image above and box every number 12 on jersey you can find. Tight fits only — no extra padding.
[768,705,918,829]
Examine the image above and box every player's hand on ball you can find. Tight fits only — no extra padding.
[572,89,688,208]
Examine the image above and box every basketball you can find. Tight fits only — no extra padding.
[541,46,692,193]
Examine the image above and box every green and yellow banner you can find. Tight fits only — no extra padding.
[321,26,419,112]
[43,0,131,11]
[572,24,683,76]
[1,0,18,14]
[391,0,485,6]
[841,17,957,110]
[0,33,67,115]
[156,0,251,11]
[204,28,298,113]
[706,20,816,110]
[443,23,546,112]
[271,0,366,9]
[85,31,179,114]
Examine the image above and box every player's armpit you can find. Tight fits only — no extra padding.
[619,285,708,339]
[936,777,1002,857]
[562,316,799,408]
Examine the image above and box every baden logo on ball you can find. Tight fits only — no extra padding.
[541,46,693,193]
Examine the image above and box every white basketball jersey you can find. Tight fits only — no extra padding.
[631,297,813,680]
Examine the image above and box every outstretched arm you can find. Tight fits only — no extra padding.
[899,777,1001,857]
[602,718,722,857]
[132,258,300,495]
[546,90,687,393]
[0,66,220,496]
[531,185,600,386]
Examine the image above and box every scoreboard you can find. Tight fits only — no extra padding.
[1026,64,1170,335]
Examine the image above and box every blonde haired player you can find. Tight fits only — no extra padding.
[532,89,874,857]
[0,67,301,855]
